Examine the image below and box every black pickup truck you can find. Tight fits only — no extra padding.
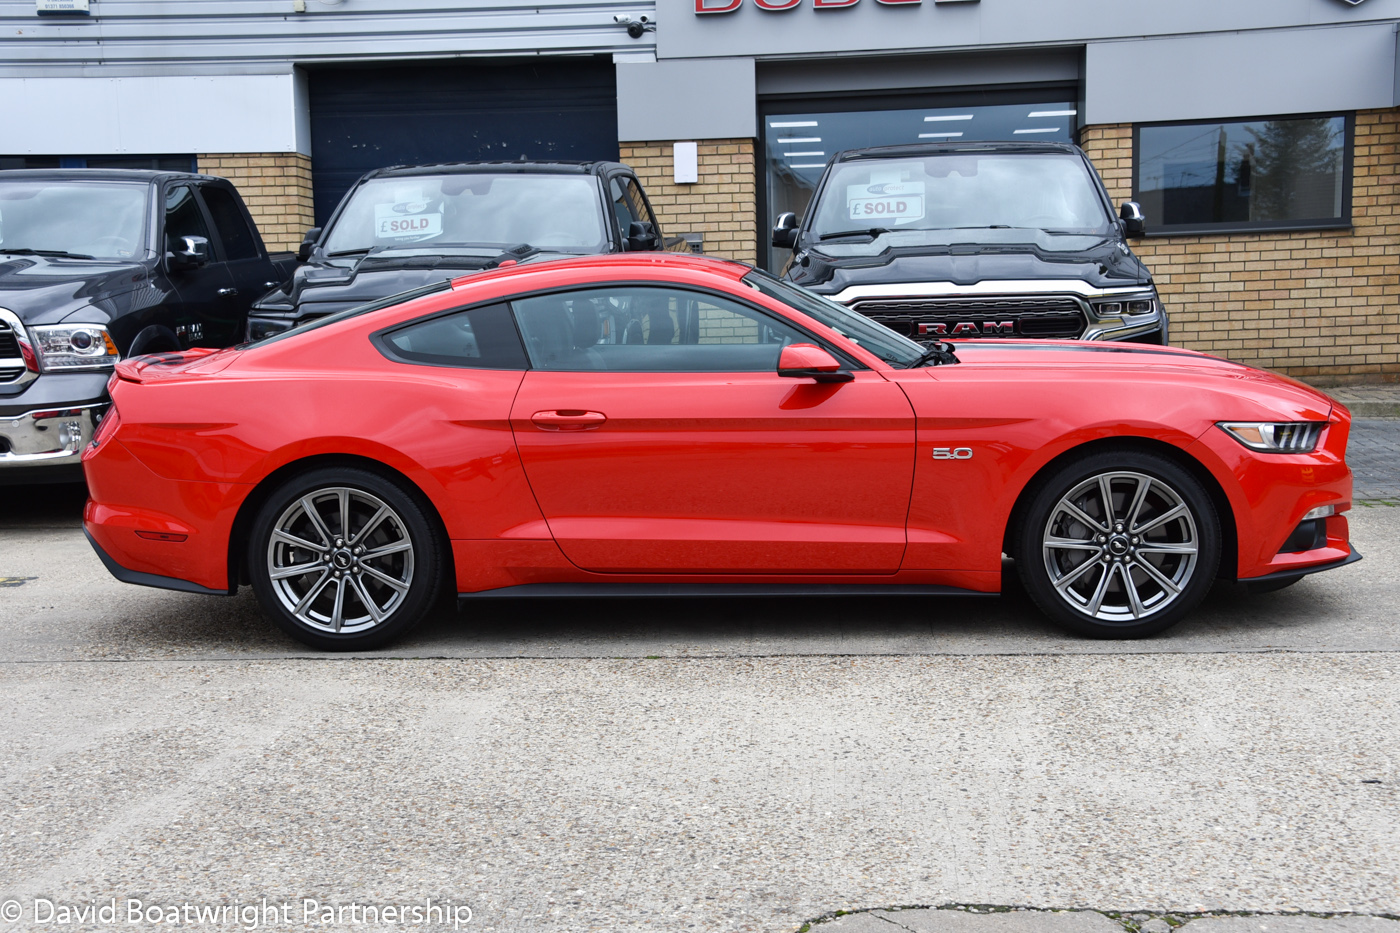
[0,169,295,483]
[247,160,671,339]
[773,142,1167,345]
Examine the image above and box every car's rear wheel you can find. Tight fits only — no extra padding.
[248,467,442,650]
[1015,450,1220,638]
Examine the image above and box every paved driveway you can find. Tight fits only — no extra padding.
[0,423,1397,932]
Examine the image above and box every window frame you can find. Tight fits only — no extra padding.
[161,181,222,264]
[1132,111,1354,238]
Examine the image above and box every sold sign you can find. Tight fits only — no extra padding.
[697,0,972,12]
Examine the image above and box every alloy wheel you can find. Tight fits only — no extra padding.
[1041,470,1199,623]
[265,486,416,635]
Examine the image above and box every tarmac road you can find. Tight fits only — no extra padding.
[0,462,1397,931]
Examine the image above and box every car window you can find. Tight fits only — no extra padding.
[609,178,639,242]
[200,185,259,261]
[511,286,812,372]
[624,176,657,229]
[380,302,528,370]
[165,185,212,255]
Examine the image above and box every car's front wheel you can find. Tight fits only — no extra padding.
[1015,450,1220,638]
[248,467,443,650]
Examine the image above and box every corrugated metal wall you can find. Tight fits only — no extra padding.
[0,0,655,71]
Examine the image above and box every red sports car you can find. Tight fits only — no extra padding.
[82,254,1358,649]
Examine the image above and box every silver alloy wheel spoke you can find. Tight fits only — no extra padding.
[1133,503,1187,535]
[1042,470,1197,623]
[361,563,411,593]
[270,561,323,580]
[272,529,327,553]
[1061,500,1108,535]
[267,486,415,635]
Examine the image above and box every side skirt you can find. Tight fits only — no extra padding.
[459,582,998,601]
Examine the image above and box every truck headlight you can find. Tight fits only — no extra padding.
[1090,290,1159,319]
[1218,421,1325,453]
[30,324,120,372]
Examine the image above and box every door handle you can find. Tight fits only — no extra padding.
[530,410,607,431]
[217,287,239,297]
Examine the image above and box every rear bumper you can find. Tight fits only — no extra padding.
[84,527,230,596]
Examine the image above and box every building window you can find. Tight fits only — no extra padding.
[1134,114,1351,236]
[0,155,195,172]
[760,98,1078,271]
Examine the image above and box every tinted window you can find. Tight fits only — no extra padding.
[625,178,655,228]
[164,185,211,254]
[383,302,527,369]
[742,269,920,368]
[200,185,258,260]
[1136,115,1349,233]
[609,178,638,240]
[512,286,811,372]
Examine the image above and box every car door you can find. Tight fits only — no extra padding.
[198,182,281,343]
[507,283,917,574]
[161,183,236,348]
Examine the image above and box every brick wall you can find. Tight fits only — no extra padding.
[619,139,757,265]
[1081,110,1400,384]
[196,153,314,255]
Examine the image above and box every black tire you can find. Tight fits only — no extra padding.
[248,466,443,650]
[1014,449,1220,639]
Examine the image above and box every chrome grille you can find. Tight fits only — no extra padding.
[847,295,1086,339]
[0,313,28,384]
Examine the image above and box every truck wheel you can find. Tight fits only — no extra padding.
[1015,450,1220,638]
[248,467,442,650]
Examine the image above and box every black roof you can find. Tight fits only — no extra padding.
[368,160,626,179]
[835,140,1084,162]
[0,168,215,183]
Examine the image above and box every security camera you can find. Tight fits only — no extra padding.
[627,20,645,37]
[613,12,632,23]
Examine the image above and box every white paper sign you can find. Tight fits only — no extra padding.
[374,202,442,240]
[847,181,925,222]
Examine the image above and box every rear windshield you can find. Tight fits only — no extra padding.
[323,174,608,255]
[810,153,1112,238]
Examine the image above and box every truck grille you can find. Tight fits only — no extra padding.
[847,296,1086,339]
[0,317,26,384]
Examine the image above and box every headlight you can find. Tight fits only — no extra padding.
[30,324,120,372]
[1218,421,1325,453]
[1090,290,1159,319]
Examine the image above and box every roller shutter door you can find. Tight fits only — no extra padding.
[308,59,619,225]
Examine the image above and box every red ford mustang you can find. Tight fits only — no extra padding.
[82,254,1358,649]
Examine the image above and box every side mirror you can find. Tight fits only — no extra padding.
[168,235,210,270]
[296,226,322,263]
[1119,201,1146,238]
[777,343,853,383]
[627,221,659,251]
[772,212,799,249]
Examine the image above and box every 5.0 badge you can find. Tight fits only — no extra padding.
[932,447,973,460]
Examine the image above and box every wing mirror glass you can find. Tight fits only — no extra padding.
[296,226,323,263]
[777,342,853,383]
[627,221,659,251]
[168,235,210,270]
[772,212,799,249]
[1120,201,1146,238]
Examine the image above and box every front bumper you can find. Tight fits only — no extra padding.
[0,372,113,480]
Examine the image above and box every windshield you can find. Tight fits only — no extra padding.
[322,173,608,255]
[809,153,1112,242]
[0,180,149,260]
[742,269,926,368]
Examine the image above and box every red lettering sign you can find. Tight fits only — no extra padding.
[752,0,802,8]
[699,0,928,12]
[874,0,922,4]
[695,0,742,12]
[813,0,859,7]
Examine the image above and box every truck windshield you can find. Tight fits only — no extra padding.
[0,181,149,260]
[809,153,1113,241]
[322,173,609,255]
[742,269,926,368]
